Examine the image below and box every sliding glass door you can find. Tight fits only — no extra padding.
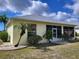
[52,28,57,38]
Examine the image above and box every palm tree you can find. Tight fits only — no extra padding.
[14,24,32,47]
[0,15,8,31]
[14,24,28,47]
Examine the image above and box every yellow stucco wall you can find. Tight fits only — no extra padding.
[13,24,21,45]
[7,25,13,45]
[37,24,46,37]
[19,29,27,45]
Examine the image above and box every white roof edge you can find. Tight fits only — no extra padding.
[12,15,77,26]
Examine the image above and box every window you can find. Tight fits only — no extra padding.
[64,27,74,37]
[28,24,36,37]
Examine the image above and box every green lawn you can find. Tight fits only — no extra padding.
[0,42,79,59]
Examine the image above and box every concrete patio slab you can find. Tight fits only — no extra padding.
[0,43,26,50]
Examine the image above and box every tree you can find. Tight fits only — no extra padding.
[43,29,52,43]
[14,24,28,47]
[0,15,8,31]
[14,24,38,47]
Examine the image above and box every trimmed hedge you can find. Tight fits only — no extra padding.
[0,31,8,42]
[27,35,42,45]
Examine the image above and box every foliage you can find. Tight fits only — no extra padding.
[14,24,34,47]
[0,15,7,23]
[0,15,8,31]
[0,31,8,42]
[27,35,42,45]
[14,24,27,47]
[75,32,79,36]
[14,24,30,30]
[43,30,52,40]
[0,39,3,45]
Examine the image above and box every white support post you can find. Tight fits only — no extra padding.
[61,25,64,35]
[61,25,64,40]
[74,27,75,39]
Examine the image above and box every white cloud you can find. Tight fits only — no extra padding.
[5,0,32,13]
[42,12,56,17]
[19,0,48,16]
[54,11,70,21]
[0,0,48,15]
[0,0,79,23]
[42,11,79,23]
[64,0,79,23]
[42,11,71,21]
[0,0,7,12]
[65,0,79,15]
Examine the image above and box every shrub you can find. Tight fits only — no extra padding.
[0,31,8,42]
[27,35,42,45]
[43,30,52,40]
[43,30,52,43]
[76,32,79,36]
[0,39,3,45]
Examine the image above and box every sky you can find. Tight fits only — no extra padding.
[0,0,79,31]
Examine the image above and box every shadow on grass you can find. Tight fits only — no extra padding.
[65,38,79,43]
[29,43,60,52]
[26,39,79,52]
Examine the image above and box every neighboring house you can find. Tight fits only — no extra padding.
[75,26,79,33]
[7,15,77,45]
[75,26,79,38]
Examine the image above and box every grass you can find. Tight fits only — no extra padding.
[0,48,34,59]
[0,42,79,59]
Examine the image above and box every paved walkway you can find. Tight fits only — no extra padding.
[51,41,69,45]
[0,43,26,50]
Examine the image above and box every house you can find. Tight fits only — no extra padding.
[75,26,79,33]
[7,15,77,45]
[75,26,79,39]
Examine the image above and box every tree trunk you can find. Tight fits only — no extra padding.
[15,30,25,47]
[14,36,21,47]
[4,23,6,31]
